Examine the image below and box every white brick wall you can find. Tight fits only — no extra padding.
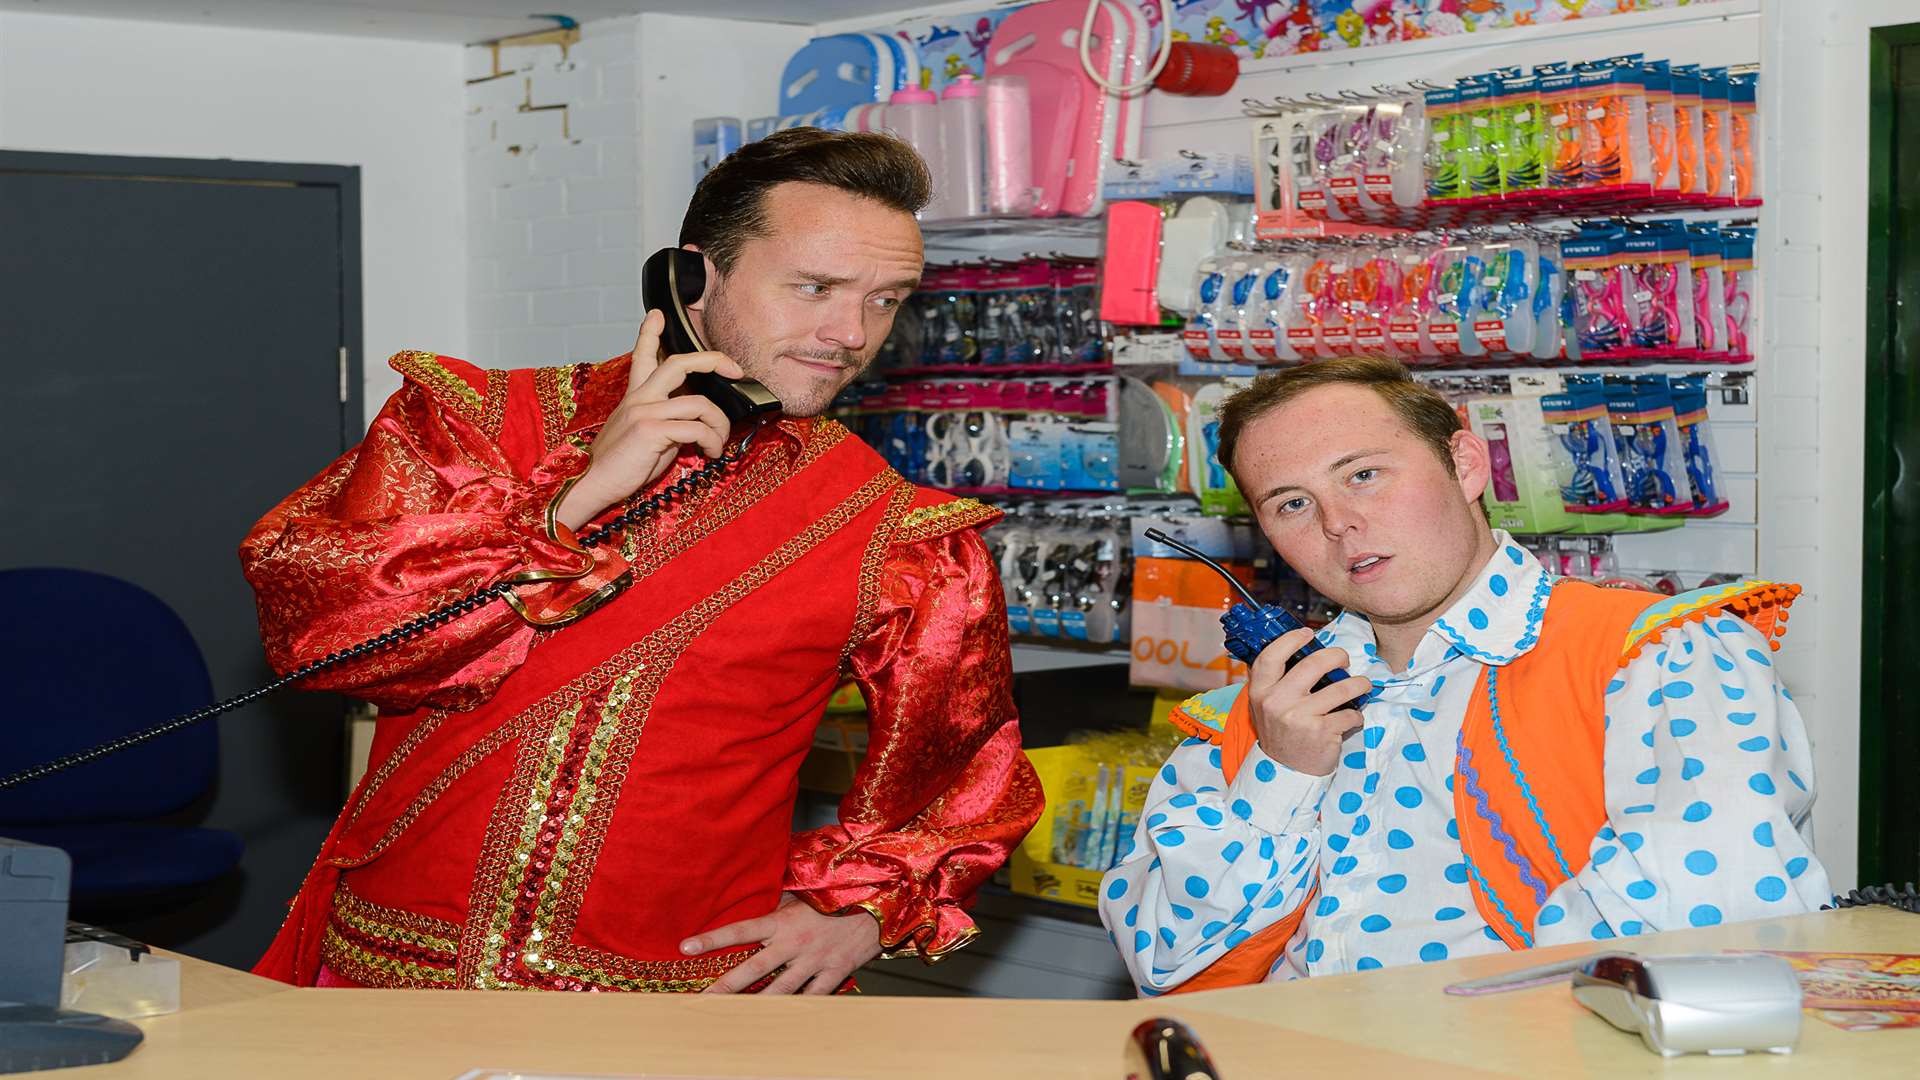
[465,13,803,369]
[466,17,643,369]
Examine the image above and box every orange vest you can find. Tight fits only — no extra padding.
[1162,578,1798,993]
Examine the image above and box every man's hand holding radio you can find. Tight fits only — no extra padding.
[556,309,746,531]
[1246,628,1373,777]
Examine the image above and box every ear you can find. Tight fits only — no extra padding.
[680,243,715,312]
[1449,428,1492,505]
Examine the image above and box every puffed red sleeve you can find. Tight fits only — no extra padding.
[785,521,1043,961]
[238,353,628,713]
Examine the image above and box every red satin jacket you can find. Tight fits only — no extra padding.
[241,351,1041,990]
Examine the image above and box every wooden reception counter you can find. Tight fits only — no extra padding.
[66,907,1918,1079]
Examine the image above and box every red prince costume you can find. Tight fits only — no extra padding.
[242,350,1041,990]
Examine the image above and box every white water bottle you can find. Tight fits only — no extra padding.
[939,74,988,219]
[885,86,944,218]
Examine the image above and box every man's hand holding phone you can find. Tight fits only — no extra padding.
[556,309,745,531]
[1246,628,1374,777]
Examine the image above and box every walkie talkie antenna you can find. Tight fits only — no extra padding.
[1143,527,1261,609]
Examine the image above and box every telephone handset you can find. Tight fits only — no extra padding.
[0,256,775,791]
[641,247,781,423]
[1142,527,1375,704]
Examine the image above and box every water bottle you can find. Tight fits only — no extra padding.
[939,74,988,219]
[884,86,944,218]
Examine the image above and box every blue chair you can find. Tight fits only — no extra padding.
[0,568,242,902]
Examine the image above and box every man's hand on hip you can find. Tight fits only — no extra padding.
[681,892,884,995]
[556,309,745,531]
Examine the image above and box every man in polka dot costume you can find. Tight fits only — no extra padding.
[1099,358,1829,993]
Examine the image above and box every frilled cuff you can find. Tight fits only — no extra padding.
[784,859,981,963]
[449,442,632,627]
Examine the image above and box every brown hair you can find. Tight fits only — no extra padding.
[679,128,932,274]
[1216,356,1463,477]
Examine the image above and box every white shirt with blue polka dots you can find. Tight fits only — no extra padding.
[1099,532,1830,994]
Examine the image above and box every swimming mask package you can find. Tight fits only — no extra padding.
[1604,377,1695,516]
[1542,385,1631,514]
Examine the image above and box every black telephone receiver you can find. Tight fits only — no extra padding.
[641,247,781,423]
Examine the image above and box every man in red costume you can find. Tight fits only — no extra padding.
[242,129,1041,994]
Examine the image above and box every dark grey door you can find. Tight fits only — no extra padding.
[0,152,363,966]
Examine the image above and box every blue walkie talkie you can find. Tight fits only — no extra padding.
[1142,528,1367,699]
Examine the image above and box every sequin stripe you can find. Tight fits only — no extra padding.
[320,925,456,988]
[1455,729,1551,906]
[534,364,584,450]
[538,469,901,948]
[840,481,917,669]
[345,711,446,829]
[330,885,461,956]
[1484,669,1576,880]
[521,674,633,959]
[890,497,999,546]
[470,700,587,987]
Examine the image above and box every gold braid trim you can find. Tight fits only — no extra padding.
[345,711,445,829]
[840,480,917,669]
[534,363,584,451]
[891,497,1000,546]
[389,350,489,428]
[480,368,510,440]
[331,884,460,955]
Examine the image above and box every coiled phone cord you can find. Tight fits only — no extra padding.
[0,429,759,791]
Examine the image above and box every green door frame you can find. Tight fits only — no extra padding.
[1861,22,1920,886]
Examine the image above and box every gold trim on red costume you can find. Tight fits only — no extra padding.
[458,468,900,990]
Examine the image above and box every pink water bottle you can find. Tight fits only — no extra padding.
[884,86,943,218]
[985,75,1035,216]
[939,75,988,219]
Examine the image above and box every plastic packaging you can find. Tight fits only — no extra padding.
[1537,62,1585,192]
[1423,243,1472,360]
[1465,237,1538,358]
[1607,378,1695,516]
[1700,67,1735,203]
[1670,65,1706,197]
[63,941,180,1020]
[1182,256,1229,361]
[1729,71,1761,205]
[1722,226,1756,362]
[1618,220,1696,358]
[1688,226,1729,363]
[1542,385,1631,514]
[1428,85,1466,202]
